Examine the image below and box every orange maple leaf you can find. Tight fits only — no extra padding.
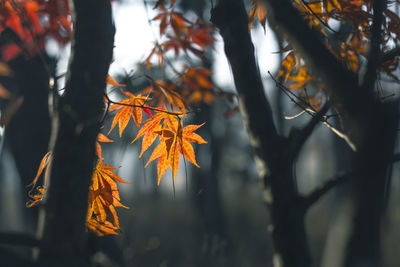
[287,66,312,90]
[26,151,52,208]
[107,75,126,87]
[144,43,164,68]
[141,79,186,114]
[249,0,267,31]
[276,51,300,82]
[144,120,207,185]
[108,92,150,136]
[181,67,215,104]
[96,133,113,158]
[87,158,128,236]
[132,110,181,156]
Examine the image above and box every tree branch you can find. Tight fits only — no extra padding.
[212,1,312,266]
[288,101,330,160]
[211,0,281,168]
[36,0,115,265]
[361,0,387,93]
[262,0,362,116]
[302,171,353,210]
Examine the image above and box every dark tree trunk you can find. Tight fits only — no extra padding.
[262,1,397,267]
[211,1,312,266]
[2,56,52,231]
[35,0,115,265]
[4,56,52,188]
[345,102,398,267]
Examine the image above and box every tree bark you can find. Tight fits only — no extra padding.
[36,0,115,265]
[344,102,398,267]
[211,1,312,266]
[3,55,52,232]
[261,1,397,266]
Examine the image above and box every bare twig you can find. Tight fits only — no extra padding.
[299,0,338,33]
[268,71,357,151]
[288,101,330,160]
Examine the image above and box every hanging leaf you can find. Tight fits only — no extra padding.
[108,92,150,136]
[87,158,128,236]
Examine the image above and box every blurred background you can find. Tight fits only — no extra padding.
[0,0,399,266]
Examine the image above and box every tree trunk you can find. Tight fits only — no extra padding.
[211,1,312,266]
[345,102,398,267]
[35,0,115,265]
[261,1,397,266]
[3,55,52,232]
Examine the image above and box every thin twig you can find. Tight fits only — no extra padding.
[299,0,338,33]
[289,101,330,160]
[104,94,196,117]
[268,71,356,151]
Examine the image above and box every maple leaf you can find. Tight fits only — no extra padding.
[276,51,300,82]
[132,110,180,155]
[96,133,113,158]
[26,151,52,208]
[108,92,150,137]
[181,67,215,104]
[149,4,214,63]
[141,79,186,114]
[107,75,126,87]
[186,20,215,49]
[287,66,312,90]
[144,43,164,68]
[143,120,207,185]
[152,6,190,36]
[249,0,268,31]
[87,158,128,236]
[26,186,46,208]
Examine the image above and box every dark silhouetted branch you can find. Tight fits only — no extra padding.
[262,0,361,117]
[302,172,353,210]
